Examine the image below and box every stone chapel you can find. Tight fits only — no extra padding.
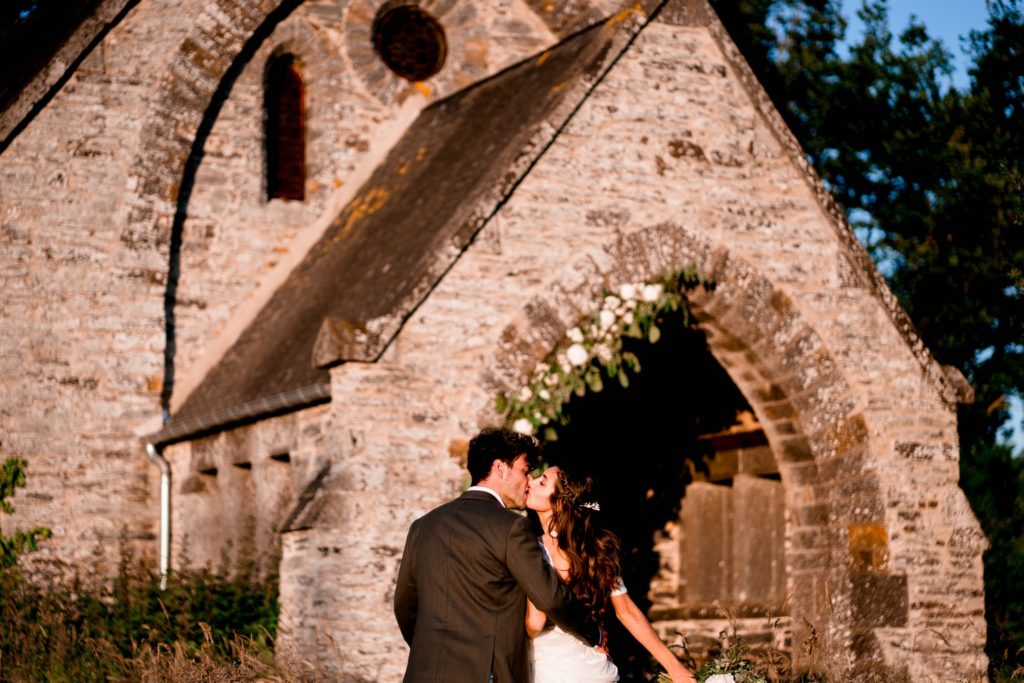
[0,0,989,679]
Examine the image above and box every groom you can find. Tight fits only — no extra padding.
[394,427,601,682]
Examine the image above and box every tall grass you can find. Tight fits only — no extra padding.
[0,553,288,682]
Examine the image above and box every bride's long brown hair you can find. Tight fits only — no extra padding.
[548,469,621,617]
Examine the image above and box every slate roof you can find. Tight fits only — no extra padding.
[151,6,654,445]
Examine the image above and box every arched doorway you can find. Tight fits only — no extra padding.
[540,306,789,679]
[484,225,889,678]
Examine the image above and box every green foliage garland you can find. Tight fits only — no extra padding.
[497,268,710,440]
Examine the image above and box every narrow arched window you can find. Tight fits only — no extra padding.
[265,54,305,201]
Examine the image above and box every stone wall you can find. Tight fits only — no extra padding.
[0,0,205,575]
[164,403,331,575]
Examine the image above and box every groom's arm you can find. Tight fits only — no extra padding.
[505,515,602,646]
[393,521,420,645]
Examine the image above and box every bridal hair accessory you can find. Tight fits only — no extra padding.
[581,501,601,512]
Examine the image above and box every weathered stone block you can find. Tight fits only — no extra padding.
[848,522,890,571]
[850,572,908,628]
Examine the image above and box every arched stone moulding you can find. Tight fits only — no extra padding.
[123,0,297,251]
[483,222,915,678]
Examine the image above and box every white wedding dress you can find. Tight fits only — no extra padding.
[529,542,625,683]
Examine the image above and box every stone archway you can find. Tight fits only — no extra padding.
[123,0,301,243]
[485,223,912,679]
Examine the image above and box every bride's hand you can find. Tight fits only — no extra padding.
[670,667,697,683]
[525,598,548,637]
[593,623,610,657]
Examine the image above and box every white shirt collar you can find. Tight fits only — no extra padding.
[467,485,506,508]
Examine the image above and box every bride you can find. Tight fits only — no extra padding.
[525,466,697,683]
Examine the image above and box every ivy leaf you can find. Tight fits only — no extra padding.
[648,324,661,344]
[495,393,507,414]
[618,371,630,389]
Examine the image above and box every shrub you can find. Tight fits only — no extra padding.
[0,557,283,681]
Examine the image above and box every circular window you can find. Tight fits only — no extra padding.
[372,5,447,82]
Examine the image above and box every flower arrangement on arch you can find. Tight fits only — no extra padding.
[496,267,710,440]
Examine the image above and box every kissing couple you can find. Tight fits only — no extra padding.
[394,427,696,683]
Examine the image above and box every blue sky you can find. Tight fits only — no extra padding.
[841,0,991,90]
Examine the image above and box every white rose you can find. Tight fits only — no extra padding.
[641,283,664,302]
[705,675,736,683]
[599,309,616,330]
[567,327,584,343]
[594,344,613,363]
[518,386,532,402]
[604,295,622,310]
[623,311,635,325]
[538,389,551,401]
[619,283,637,300]
[512,418,534,435]
[566,343,589,367]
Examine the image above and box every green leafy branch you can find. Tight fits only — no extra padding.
[496,267,710,440]
[693,636,768,683]
[1,456,52,569]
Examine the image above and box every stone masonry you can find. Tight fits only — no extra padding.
[0,0,986,681]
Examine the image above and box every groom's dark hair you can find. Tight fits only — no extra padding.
[467,427,542,484]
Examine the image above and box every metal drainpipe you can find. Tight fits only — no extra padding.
[144,442,170,590]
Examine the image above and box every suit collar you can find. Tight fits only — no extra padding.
[462,487,507,508]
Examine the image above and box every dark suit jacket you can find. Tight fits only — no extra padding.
[394,490,599,683]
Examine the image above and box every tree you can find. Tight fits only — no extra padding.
[709,0,1024,674]
[0,456,51,570]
